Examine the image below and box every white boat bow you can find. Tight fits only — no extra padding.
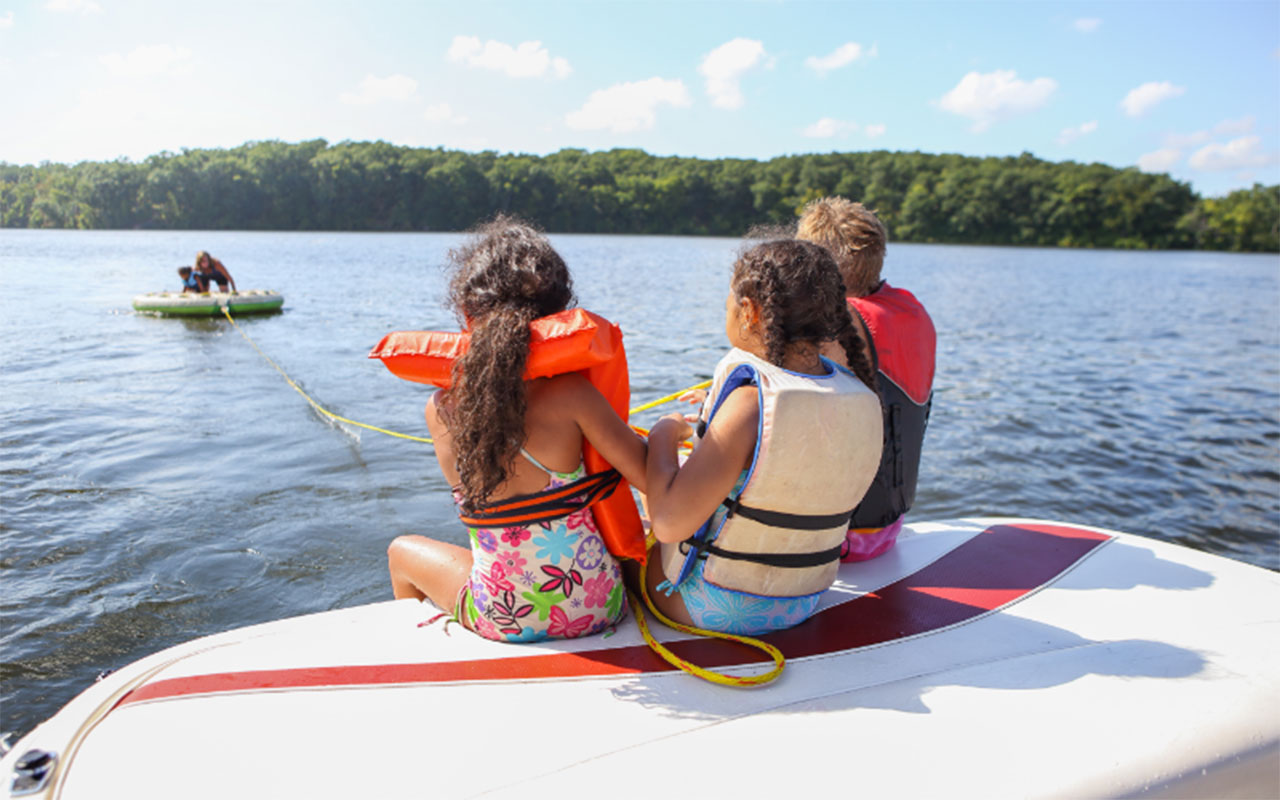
[4,518,1277,799]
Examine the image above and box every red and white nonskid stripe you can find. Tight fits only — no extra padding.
[116,522,1111,706]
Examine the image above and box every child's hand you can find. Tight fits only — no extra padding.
[653,412,694,443]
[678,388,707,406]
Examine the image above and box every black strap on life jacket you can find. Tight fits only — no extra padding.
[457,469,621,528]
[722,495,856,530]
[681,539,846,569]
[676,496,853,569]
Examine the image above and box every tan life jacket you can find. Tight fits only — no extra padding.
[661,348,883,598]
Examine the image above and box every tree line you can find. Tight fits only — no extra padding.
[2,139,1276,251]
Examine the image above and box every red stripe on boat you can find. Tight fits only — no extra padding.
[118,523,1109,706]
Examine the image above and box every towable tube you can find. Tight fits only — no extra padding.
[369,308,646,563]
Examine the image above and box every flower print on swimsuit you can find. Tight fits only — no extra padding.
[495,549,527,577]
[532,526,576,565]
[540,564,583,598]
[468,577,490,611]
[605,581,625,620]
[581,573,614,609]
[472,614,501,641]
[505,627,547,644]
[522,589,567,621]
[475,529,499,553]
[574,534,605,571]
[768,597,809,630]
[479,561,515,597]
[488,589,534,633]
[682,585,775,634]
[547,605,595,638]
[500,526,531,547]
[565,507,598,534]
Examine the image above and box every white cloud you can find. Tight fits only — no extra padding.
[1055,120,1098,145]
[565,77,690,133]
[447,35,571,79]
[1120,81,1185,117]
[864,123,886,139]
[1164,116,1255,149]
[1164,130,1210,149]
[99,44,192,78]
[1188,136,1276,171]
[46,0,100,13]
[805,42,869,76]
[1073,18,1101,32]
[423,103,467,125]
[937,69,1057,132]
[699,38,767,109]
[1138,148,1182,172]
[0,11,13,28]
[1212,115,1255,137]
[339,74,418,105]
[802,117,858,138]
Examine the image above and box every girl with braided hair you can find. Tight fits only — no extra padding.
[387,216,647,643]
[642,239,882,636]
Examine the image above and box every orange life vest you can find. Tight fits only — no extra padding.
[368,308,646,563]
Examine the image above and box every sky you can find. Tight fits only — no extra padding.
[1,0,1277,197]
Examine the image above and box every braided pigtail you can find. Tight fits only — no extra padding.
[830,299,878,392]
[759,263,790,367]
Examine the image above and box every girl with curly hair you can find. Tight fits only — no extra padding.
[387,216,646,643]
[642,239,882,636]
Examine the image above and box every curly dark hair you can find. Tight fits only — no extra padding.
[443,215,575,510]
[731,239,877,391]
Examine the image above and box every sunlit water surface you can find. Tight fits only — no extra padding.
[2,230,1277,739]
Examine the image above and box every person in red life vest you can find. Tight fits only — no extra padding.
[798,197,937,562]
[386,216,647,643]
[194,251,236,293]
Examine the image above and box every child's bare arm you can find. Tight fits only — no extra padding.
[562,375,649,493]
[646,386,757,543]
[423,391,461,488]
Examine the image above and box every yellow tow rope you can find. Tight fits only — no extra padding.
[221,305,435,443]
[221,305,709,445]
[629,541,785,687]
[628,381,712,415]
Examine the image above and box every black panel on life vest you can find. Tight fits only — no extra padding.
[849,367,932,529]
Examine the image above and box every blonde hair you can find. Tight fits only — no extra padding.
[796,197,887,296]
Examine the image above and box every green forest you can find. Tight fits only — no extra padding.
[2,139,1277,251]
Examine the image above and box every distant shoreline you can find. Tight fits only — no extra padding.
[3,141,1276,252]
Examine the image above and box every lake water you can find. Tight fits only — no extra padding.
[2,230,1277,740]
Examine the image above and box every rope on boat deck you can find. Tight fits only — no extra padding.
[629,537,786,687]
[220,304,708,446]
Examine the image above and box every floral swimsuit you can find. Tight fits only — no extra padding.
[455,450,627,643]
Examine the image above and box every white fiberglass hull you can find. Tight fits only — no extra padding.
[4,518,1277,799]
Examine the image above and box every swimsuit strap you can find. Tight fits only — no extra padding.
[519,447,557,476]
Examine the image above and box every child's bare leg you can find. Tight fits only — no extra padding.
[643,550,695,627]
[387,535,472,611]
